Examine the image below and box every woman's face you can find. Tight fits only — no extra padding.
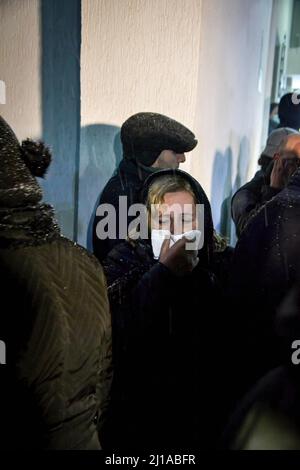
[151,190,197,235]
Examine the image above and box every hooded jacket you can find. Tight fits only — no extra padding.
[102,169,231,449]
[0,116,112,450]
[93,158,151,262]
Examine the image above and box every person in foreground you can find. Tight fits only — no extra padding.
[102,168,232,449]
[0,115,112,450]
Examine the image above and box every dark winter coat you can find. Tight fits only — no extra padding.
[102,169,232,449]
[231,168,280,237]
[0,208,112,450]
[228,167,300,397]
[93,159,152,262]
[0,115,112,450]
[223,284,300,449]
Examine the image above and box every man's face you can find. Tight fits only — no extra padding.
[284,135,300,158]
[273,135,300,187]
[151,150,186,170]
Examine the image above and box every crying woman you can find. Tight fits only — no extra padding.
[102,169,233,450]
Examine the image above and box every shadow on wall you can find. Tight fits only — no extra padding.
[211,137,250,245]
[211,147,233,239]
[77,124,122,250]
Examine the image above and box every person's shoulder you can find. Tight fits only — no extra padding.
[104,239,142,266]
[103,239,153,276]
[277,181,300,204]
[99,171,139,206]
[102,240,141,289]
[231,402,300,449]
[241,189,283,230]
[250,186,294,220]
[227,367,300,450]
[232,171,265,201]
[51,236,105,274]
[100,173,123,198]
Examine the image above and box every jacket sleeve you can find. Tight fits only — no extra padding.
[261,185,281,203]
[108,261,174,335]
[232,171,280,237]
[232,188,260,236]
[92,170,140,263]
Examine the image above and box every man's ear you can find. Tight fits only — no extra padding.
[272,152,280,161]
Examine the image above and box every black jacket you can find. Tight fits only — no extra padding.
[102,170,232,449]
[228,168,300,396]
[0,206,112,450]
[223,284,300,449]
[103,239,227,449]
[0,115,112,449]
[231,169,280,237]
[93,159,151,262]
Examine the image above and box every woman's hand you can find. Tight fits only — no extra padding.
[159,236,199,276]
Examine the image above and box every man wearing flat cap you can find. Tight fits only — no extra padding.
[92,112,197,261]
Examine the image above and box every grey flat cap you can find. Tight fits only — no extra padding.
[262,127,299,158]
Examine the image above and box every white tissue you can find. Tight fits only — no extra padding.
[151,229,202,259]
[151,229,171,259]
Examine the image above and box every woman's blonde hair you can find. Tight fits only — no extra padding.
[146,174,196,208]
[128,175,197,241]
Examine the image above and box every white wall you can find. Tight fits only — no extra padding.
[80,0,202,130]
[193,0,273,239]
[0,0,42,141]
[78,0,203,245]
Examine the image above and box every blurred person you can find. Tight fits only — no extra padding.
[228,133,300,401]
